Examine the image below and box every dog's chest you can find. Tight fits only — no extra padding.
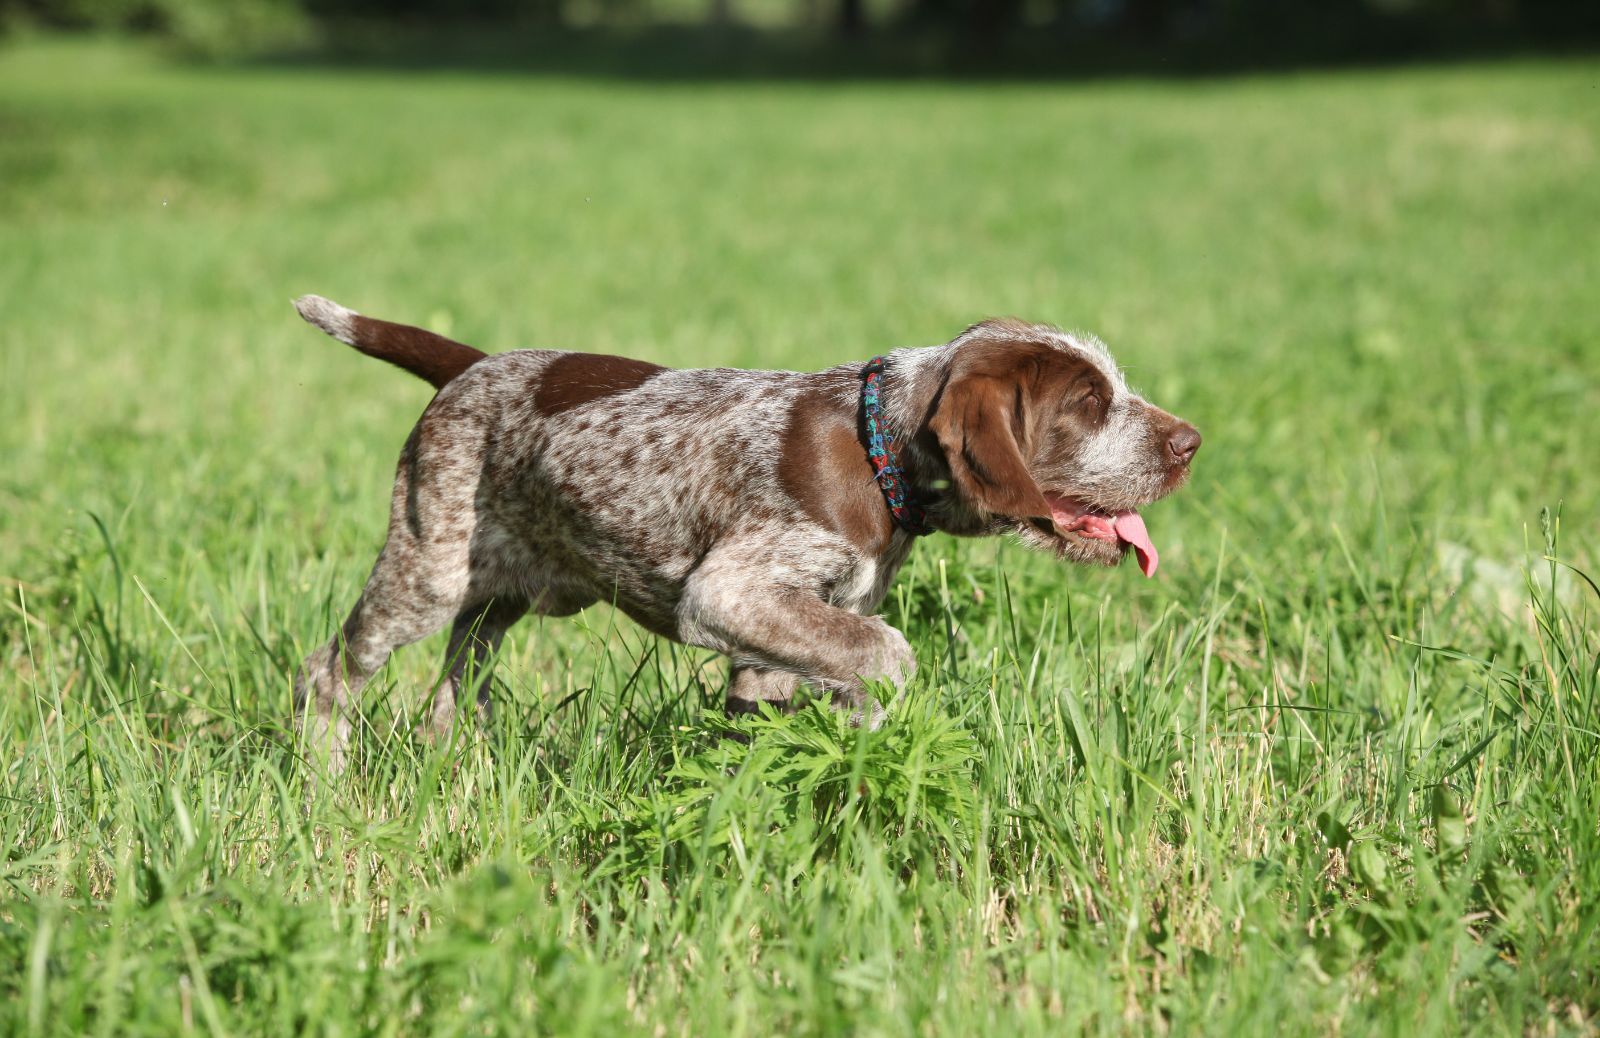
[829,536,915,613]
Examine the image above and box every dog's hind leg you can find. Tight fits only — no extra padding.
[293,542,471,771]
[294,417,485,771]
[423,596,529,738]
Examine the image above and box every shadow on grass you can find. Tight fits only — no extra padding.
[240,13,1600,83]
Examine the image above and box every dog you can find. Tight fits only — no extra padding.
[289,296,1199,765]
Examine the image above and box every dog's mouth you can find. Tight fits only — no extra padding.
[1043,494,1159,578]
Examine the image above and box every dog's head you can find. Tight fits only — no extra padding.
[924,320,1199,576]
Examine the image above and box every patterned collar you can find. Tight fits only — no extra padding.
[860,357,932,536]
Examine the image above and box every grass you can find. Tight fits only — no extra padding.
[2,35,1599,1035]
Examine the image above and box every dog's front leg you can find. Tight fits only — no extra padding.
[679,548,913,726]
[726,665,804,717]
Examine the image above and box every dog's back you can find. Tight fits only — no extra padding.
[407,347,863,632]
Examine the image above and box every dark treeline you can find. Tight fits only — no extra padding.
[3,0,1598,66]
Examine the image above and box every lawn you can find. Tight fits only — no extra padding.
[2,35,1598,1035]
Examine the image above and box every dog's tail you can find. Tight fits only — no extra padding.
[293,295,487,389]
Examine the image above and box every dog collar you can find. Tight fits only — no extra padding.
[860,357,932,536]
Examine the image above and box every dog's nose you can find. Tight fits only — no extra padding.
[1166,424,1201,465]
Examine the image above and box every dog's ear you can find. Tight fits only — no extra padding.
[929,369,1053,522]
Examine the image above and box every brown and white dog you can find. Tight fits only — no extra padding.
[289,296,1199,763]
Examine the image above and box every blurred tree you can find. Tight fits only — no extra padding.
[0,0,307,50]
[836,0,864,35]
[302,0,566,20]
[1119,0,1171,40]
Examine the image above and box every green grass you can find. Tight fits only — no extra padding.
[3,35,1599,1035]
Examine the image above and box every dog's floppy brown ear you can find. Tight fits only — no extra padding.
[929,371,1053,522]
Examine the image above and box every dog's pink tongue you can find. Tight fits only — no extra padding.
[1113,512,1159,578]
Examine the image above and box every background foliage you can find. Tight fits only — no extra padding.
[3,0,1598,58]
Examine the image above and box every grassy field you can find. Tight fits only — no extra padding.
[3,36,1599,1035]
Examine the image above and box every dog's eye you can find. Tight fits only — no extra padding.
[1069,375,1108,421]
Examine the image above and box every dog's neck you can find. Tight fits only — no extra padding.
[850,344,992,538]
